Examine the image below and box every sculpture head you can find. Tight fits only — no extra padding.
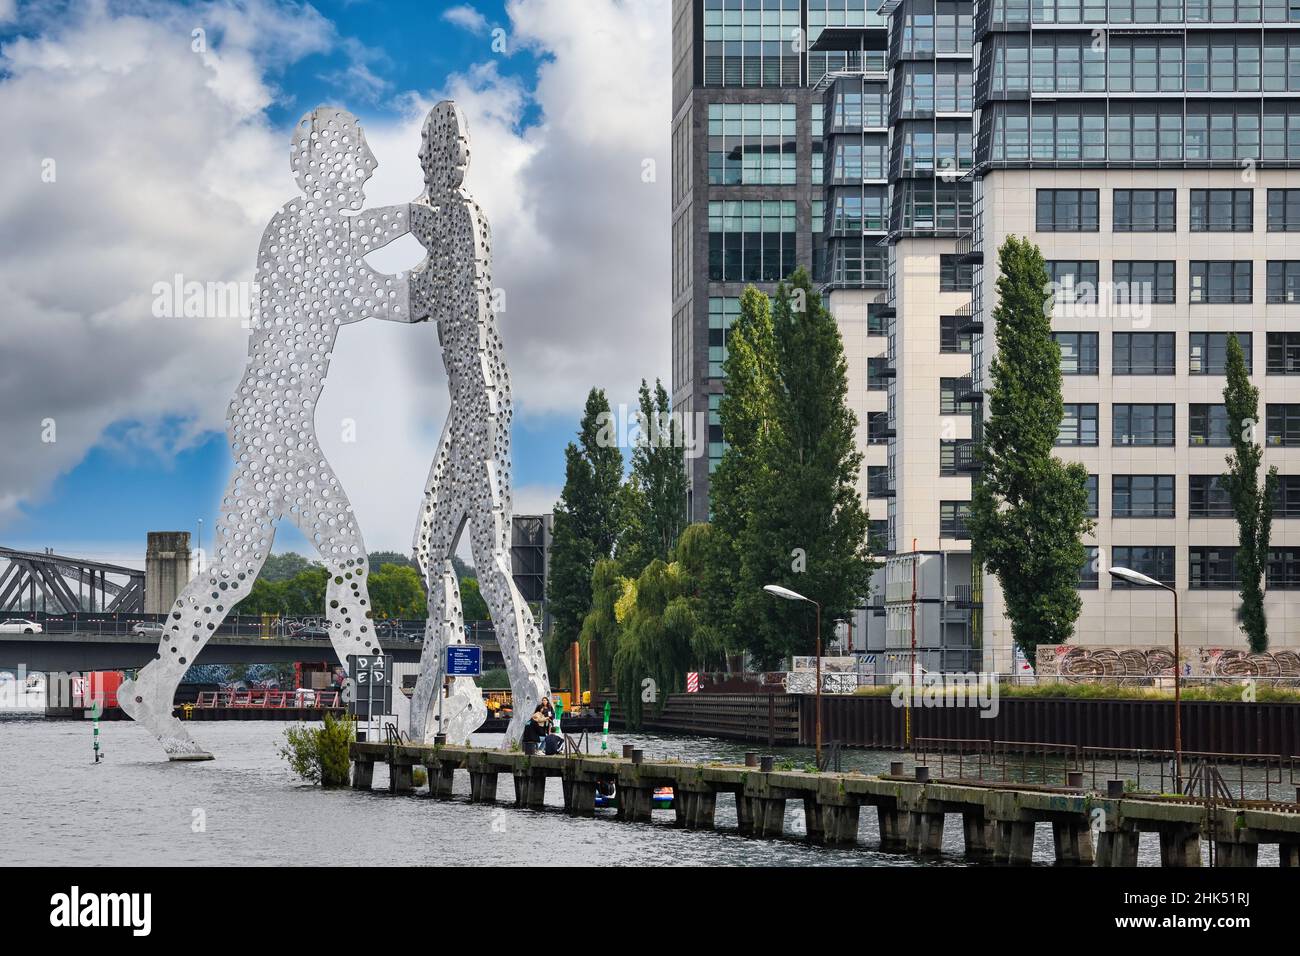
[419,100,469,195]
[290,107,376,211]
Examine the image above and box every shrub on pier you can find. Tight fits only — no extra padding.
[278,712,355,787]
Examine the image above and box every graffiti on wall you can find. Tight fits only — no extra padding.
[1037,645,1300,685]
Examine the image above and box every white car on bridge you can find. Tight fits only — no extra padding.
[0,619,43,634]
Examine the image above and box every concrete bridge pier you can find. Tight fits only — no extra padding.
[961,812,994,860]
[561,778,597,817]
[351,758,374,790]
[817,802,860,846]
[1216,839,1259,867]
[512,769,548,809]
[1280,843,1300,867]
[908,811,945,855]
[735,794,756,835]
[750,798,787,838]
[676,785,717,829]
[802,797,826,843]
[423,760,455,799]
[992,820,1036,865]
[1157,825,1201,867]
[1095,827,1140,867]
[876,805,908,851]
[616,786,655,823]
[469,769,499,802]
[389,762,415,794]
[1052,821,1095,865]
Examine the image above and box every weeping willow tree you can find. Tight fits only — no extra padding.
[577,558,626,692]
[612,523,723,728]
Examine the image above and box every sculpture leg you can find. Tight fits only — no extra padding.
[467,463,550,746]
[285,449,381,667]
[119,468,277,759]
[410,450,485,744]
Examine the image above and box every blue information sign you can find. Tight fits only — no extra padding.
[446,645,482,677]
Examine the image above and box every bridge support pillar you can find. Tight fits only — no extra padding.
[389,762,414,795]
[512,770,547,809]
[1095,828,1139,867]
[819,802,859,846]
[426,762,455,799]
[876,805,907,851]
[962,812,993,860]
[469,770,498,803]
[1280,843,1300,867]
[751,798,786,838]
[1157,825,1201,867]
[908,811,945,855]
[617,786,654,823]
[994,820,1035,865]
[802,797,826,843]
[351,759,374,791]
[1216,840,1258,868]
[1053,821,1095,866]
[735,794,755,835]
[683,790,717,830]
[562,778,596,817]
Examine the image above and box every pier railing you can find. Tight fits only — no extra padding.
[912,736,1300,805]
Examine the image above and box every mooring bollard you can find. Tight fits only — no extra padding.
[1108,779,1125,799]
[889,761,904,776]
[745,751,759,768]
[1067,771,1084,789]
[631,749,644,765]
[622,744,635,759]
[760,755,775,772]
[915,766,930,783]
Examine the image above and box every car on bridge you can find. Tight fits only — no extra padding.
[0,618,43,634]
[130,622,165,638]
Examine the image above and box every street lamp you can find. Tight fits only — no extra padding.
[1109,565,1182,794]
[764,583,822,767]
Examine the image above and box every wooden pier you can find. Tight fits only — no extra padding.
[350,742,1300,866]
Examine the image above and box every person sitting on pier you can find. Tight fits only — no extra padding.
[521,710,546,755]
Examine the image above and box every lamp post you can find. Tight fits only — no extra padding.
[764,583,822,767]
[1109,565,1182,793]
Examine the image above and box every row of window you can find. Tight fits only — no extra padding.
[920,465,1300,520]
[1057,403,1300,446]
[1077,546,1300,590]
[984,33,1300,96]
[1055,331,1300,375]
[986,0,1300,25]
[707,201,799,283]
[1037,188,1300,233]
[1040,256,1300,306]
[979,101,1300,165]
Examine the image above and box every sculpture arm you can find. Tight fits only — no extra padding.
[342,204,415,324]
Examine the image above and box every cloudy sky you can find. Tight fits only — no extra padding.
[0,0,670,567]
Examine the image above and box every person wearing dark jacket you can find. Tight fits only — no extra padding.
[521,710,546,754]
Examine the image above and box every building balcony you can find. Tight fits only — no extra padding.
[954,375,982,403]
[954,441,982,474]
[955,231,983,265]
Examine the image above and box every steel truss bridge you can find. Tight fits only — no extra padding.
[0,547,145,614]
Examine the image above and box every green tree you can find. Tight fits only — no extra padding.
[969,236,1094,663]
[366,563,427,619]
[1222,333,1278,652]
[577,558,628,691]
[728,270,876,668]
[458,576,490,622]
[546,388,627,673]
[706,286,779,658]
[368,550,415,573]
[613,523,723,727]
[260,552,316,583]
[620,378,689,576]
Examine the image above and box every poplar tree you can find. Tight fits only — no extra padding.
[620,378,689,577]
[968,236,1093,663]
[1222,333,1277,652]
[546,388,625,671]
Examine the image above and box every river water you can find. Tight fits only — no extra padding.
[0,716,1276,866]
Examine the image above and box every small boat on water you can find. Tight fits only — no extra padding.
[594,785,674,811]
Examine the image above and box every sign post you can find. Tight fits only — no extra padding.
[347,654,392,742]
[601,699,610,751]
[445,645,482,678]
